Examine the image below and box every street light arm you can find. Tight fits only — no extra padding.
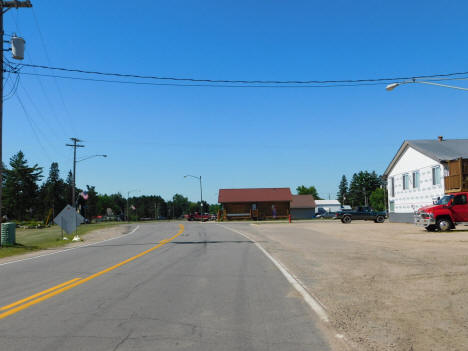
[184,174,201,180]
[386,80,468,91]
[76,154,108,163]
[416,80,468,91]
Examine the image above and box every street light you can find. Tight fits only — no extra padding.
[184,175,203,218]
[386,80,468,92]
[127,189,139,222]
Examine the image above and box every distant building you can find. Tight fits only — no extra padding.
[383,137,468,223]
[314,199,343,214]
[218,188,292,220]
[290,195,316,219]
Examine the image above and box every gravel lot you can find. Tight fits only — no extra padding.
[228,220,468,351]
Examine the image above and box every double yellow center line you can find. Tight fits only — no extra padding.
[0,224,184,320]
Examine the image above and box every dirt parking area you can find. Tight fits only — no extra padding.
[231,221,468,351]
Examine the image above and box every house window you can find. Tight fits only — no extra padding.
[412,171,420,189]
[402,174,409,190]
[390,177,395,197]
[389,201,395,212]
[432,166,441,185]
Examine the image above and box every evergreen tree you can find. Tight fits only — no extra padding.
[3,151,43,220]
[337,175,348,205]
[41,162,66,219]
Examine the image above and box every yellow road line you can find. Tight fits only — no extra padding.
[0,278,82,311]
[0,224,184,320]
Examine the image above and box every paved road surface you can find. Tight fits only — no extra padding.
[0,222,330,350]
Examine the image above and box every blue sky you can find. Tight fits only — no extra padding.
[3,1,468,203]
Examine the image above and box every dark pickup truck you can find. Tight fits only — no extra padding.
[335,207,386,224]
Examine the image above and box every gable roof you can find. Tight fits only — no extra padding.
[291,195,316,208]
[384,139,468,177]
[218,188,292,203]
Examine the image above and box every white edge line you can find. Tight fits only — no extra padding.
[219,224,330,323]
[0,225,140,267]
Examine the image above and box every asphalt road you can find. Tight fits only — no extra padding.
[0,222,330,350]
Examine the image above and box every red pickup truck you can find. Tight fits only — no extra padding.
[186,212,212,221]
[415,192,468,231]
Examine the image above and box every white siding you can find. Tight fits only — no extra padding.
[387,146,445,213]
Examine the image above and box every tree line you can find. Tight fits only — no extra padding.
[1,151,217,222]
[336,171,386,211]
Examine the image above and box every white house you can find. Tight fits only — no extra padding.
[383,137,468,223]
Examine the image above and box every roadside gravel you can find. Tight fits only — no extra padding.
[229,221,468,351]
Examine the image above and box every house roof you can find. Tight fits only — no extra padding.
[291,195,316,208]
[315,200,341,206]
[384,139,468,177]
[218,188,292,203]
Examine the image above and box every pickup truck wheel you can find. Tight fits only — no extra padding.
[374,215,385,223]
[341,215,352,224]
[437,218,452,232]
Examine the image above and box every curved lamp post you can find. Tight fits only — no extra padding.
[386,80,468,92]
[184,175,203,216]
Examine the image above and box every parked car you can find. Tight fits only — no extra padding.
[335,207,386,223]
[415,192,468,231]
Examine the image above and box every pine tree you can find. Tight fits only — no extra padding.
[3,151,43,220]
[41,162,66,219]
[337,175,348,205]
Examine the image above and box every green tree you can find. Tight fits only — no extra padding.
[3,151,43,220]
[84,185,98,220]
[296,185,322,200]
[370,188,386,211]
[172,194,190,218]
[348,171,382,207]
[41,162,66,219]
[337,175,348,205]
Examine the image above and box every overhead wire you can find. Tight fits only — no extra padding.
[16,62,468,85]
[31,7,77,134]
[9,69,468,89]
[15,92,53,162]
[10,70,397,88]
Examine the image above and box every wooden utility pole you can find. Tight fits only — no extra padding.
[0,1,32,222]
[66,138,84,209]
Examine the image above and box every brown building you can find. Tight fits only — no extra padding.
[218,188,292,220]
[290,194,316,219]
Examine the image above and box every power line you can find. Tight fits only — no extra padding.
[10,69,468,89]
[11,70,398,88]
[30,7,77,134]
[15,93,53,162]
[17,62,468,85]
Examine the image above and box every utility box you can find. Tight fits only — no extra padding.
[445,158,468,193]
[1,222,16,246]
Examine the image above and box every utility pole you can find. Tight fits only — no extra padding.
[66,138,84,210]
[0,1,32,222]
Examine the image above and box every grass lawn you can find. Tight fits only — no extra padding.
[0,222,124,259]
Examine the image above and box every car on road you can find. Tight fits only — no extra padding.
[415,192,468,231]
[335,206,386,223]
